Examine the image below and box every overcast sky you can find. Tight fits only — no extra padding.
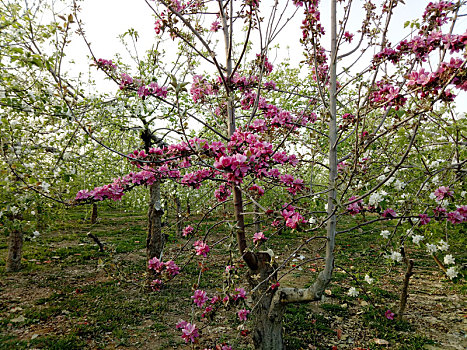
[61,0,466,113]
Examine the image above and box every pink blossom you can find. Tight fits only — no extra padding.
[75,190,91,200]
[264,80,277,90]
[154,19,163,34]
[270,282,280,290]
[210,21,221,32]
[253,232,267,243]
[191,289,208,307]
[176,320,188,329]
[419,214,431,225]
[214,184,231,202]
[150,279,162,291]
[385,309,395,320]
[120,73,133,89]
[347,196,363,216]
[238,309,250,321]
[194,240,210,257]
[210,296,221,304]
[96,58,116,70]
[233,287,246,301]
[433,206,447,217]
[201,306,213,318]
[344,31,354,43]
[148,257,165,273]
[165,260,180,276]
[337,161,347,172]
[447,210,464,224]
[181,322,199,343]
[249,184,265,197]
[182,225,194,237]
[382,208,397,218]
[434,186,453,201]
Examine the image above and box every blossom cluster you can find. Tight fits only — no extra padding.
[370,82,407,110]
[422,1,456,31]
[75,168,161,202]
[194,240,210,257]
[76,128,307,232]
[190,75,218,102]
[147,257,180,291]
[118,72,168,100]
[96,58,116,71]
[281,204,307,229]
[176,320,199,343]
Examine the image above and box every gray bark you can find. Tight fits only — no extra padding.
[147,180,165,260]
[175,195,183,236]
[6,228,23,272]
[249,253,285,350]
[90,203,98,224]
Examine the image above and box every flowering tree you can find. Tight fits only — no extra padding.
[64,0,467,348]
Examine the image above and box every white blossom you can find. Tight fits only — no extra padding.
[412,235,424,245]
[380,230,391,239]
[446,267,458,280]
[461,191,466,198]
[393,180,405,191]
[443,254,455,265]
[347,287,359,297]
[31,231,40,240]
[369,191,386,206]
[438,240,449,252]
[308,217,316,224]
[364,274,374,284]
[426,244,438,254]
[429,192,436,200]
[10,206,19,215]
[41,182,50,193]
[387,251,403,262]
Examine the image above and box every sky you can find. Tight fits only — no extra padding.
[58,0,466,114]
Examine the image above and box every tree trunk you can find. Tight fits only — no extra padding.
[147,180,165,260]
[249,252,285,350]
[175,195,183,236]
[186,198,190,215]
[254,204,261,233]
[6,228,23,272]
[398,258,414,320]
[90,203,98,224]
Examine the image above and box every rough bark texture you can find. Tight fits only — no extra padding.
[398,258,414,320]
[6,228,23,272]
[90,203,98,224]
[249,252,285,350]
[87,232,104,252]
[254,204,261,233]
[147,180,165,260]
[175,196,183,236]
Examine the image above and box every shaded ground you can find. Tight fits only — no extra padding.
[0,207,465,349]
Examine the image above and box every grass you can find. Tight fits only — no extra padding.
[1,205,465,349]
